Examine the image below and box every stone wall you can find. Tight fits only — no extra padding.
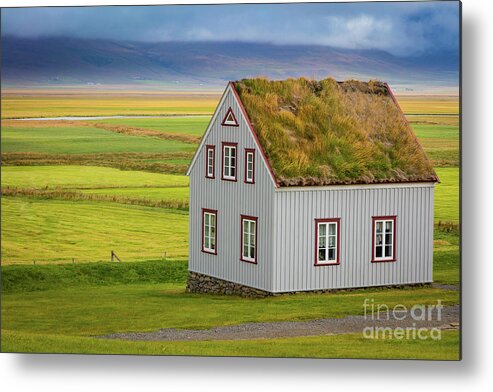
[186,271,272,298]
[186,271,432,298]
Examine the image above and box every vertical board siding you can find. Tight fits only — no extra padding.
[189,88,274,291]
[272,185,434,293]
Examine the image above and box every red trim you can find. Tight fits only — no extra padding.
[201,208,217,255]
[221,141,238,182]
[221,107,239,127]
[314,218,341,266]
[240,214,258,264]
[371,215,397,263]
[205,145,215,179]
[244,148,255,184]
[229,82,280,188]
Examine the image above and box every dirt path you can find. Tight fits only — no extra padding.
[101,305,459,342]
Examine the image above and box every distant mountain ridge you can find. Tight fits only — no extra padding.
[1,37,459,91]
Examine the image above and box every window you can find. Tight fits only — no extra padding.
[241,215,257,263]
[205,145,215,179]
[202,209,217,254]
[244,149,255,184]
[315,218,340,265]
[372,216,396,262]
[222,142,237,181]
[221,107,239,127]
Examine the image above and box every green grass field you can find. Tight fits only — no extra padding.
[1,165,189,189]
[1,266,459,358]
[1,92,460,358]
[1,197,188,264]
[2,124,197,154]
[1,329,459,359]
[90,116,210,137]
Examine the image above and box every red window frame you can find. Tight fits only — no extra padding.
[221,142,238,182]
[314,218,341,266]
[240,215,258,264]
[205,145,215,179]
[244,148,255,184]
[221,107,239,127]
[201,208,217,255]
[371,215,397,263]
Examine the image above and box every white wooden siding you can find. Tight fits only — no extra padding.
[271,184,434,292]
[189,87,275,291]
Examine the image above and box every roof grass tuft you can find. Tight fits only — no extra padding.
[234,77,438,186]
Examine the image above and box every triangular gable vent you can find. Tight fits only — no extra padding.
[221,107,239,127]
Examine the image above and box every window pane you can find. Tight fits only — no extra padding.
[230,167,235,177]
[385,245,392,257]
[319,223,326,236]
[329,223,336,235]
[328,248,335,261]
[319,236,326,248]
[386,221,393,232]
[231,148,236,158]
[376,221,383,233]
[204,237,210,249]
[376,234,383,246]
[376,246,383,258]
[243,244,248,257]
[385,233,392,244]
[250,246,255,258]
[319,249,326,261]
[329,236,335,248]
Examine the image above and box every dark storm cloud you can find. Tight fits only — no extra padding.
[1,2,459,56]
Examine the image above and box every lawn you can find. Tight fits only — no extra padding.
[1,329,459,359]
[89,116,211,137]
[1,91,220,119]
[1,266,460,358]
[2,124,196,154]
[1,166,189,189]
[1,197,188,264]
[434,167,460,223]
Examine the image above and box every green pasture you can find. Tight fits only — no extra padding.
[1,166,188,190]
[1,259,459,358]
[411,124,459,139]
[1,197,188,264]
[90,116,211,137]
[2,124,196,155]
[434,167,460,223]
[1,329,459,359]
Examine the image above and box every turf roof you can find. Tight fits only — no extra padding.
[233,77,438,187]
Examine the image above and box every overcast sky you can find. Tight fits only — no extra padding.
[1,1,460,57]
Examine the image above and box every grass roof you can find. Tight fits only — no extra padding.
[233,77,438,187]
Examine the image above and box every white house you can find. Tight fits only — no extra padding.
[186,78,438,296]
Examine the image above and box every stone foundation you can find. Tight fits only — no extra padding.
[186,271,432,298]
[186,271,272,298]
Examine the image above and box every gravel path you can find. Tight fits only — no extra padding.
[100,305,459,342]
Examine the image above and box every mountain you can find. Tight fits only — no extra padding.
[1,37,459,91]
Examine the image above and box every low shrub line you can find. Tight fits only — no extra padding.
[1,187,189,210]
[2,152,192,175]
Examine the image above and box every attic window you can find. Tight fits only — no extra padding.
[221,107,239,127]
